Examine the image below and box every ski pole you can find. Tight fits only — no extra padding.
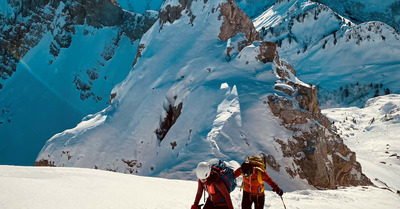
[280,196,287,209]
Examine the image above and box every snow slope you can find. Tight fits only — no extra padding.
[0,165,399,209]
[0,25,138,165]
[235,0,277,18]
[322,94,400,193]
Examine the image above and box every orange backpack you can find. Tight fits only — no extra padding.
[241,155,268,193]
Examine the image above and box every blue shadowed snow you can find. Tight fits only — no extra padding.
[115,0,164,13]
[0,24,137,165]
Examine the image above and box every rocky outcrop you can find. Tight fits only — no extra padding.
[158,0,260,55]
[244,30,372,188]
[133,44,146,67]
[34,159,55,167]
[159,0,196,29]
[218,0,260,50]
[256,41,277,63]
[266,54,372,188]
[273,121,373,188]
[155,102,183,141]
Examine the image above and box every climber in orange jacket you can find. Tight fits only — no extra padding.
[234,161,283,209]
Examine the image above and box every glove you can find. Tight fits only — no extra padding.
[191,204,198,209]
[274,187,283,196]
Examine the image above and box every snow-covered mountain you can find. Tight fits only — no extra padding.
[312,0,400,31]
[34,0,372,191]
[235,0,400,32]
[253,0,400,107]
[0,0,157,165]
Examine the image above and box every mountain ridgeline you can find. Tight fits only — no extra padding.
[253,0,400,108]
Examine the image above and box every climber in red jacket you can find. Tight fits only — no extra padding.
[191,161,234,209]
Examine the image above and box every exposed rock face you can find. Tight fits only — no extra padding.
[264,153,281,172]
[218,0,260,50]
[266,52,372,188]
[256,41,277,63]
[34,159,55,167]
[155,102,183,141]
[159,0,196,28]
[249,36,372,188]
[158,0,259,57]
[132,44,146,68]
[0,0,157,90]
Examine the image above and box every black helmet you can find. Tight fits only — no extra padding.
[240,161,253,177]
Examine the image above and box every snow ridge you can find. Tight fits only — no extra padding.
[254,0,400,107]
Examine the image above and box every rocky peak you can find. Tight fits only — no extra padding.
[158,0,259,48]
[266,54,372,188]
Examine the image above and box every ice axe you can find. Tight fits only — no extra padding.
[280,196,287,209]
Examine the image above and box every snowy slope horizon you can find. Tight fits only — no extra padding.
[1,165,399,209]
